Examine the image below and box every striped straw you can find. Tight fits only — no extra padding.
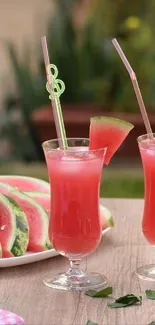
[112,38,153,138]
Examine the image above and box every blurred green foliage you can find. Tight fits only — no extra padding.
[6,0,155,113]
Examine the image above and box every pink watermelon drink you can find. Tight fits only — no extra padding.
[43,139,106,257]
[138,135,155,245]
[42,118,133,290]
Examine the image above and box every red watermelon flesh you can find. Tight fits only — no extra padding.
[89,117,134,165]
[24,192,50,215]
[0,176,50,192]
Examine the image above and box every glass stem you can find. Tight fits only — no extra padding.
[69,259,81,271]
[66,259,87,285]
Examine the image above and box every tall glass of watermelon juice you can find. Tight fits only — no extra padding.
[136,133,155,281]
[42,138,107,290]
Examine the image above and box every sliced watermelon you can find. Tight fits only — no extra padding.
[0,243,2,258]
[0,194,29,258]
[100,204,114,231]
[24,192,50,214]
[0,182,51,252]
[89,116,134,165]
[8,191,51,252]
[0,175,50,192]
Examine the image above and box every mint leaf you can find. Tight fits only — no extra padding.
[108,294,142,308]
[85,287,112,298]
[148,322,155,325]
[86,321,98,325]
[146,290,155,300]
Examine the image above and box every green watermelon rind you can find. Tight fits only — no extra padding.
[0,175,50,192]
[24,191,50,198]
[0,194,29,257]
[0,182,16,191]
[10,191,52,250]
[100,204,114,227]
[5,196,29,257]
[90,116,134,131]
[0,181,16,195]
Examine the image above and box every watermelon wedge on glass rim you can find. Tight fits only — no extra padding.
[89,116,134,165]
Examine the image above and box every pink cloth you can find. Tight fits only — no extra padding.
[0,309,24,325]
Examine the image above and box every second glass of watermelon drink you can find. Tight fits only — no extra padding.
[42,138,107,290]
[136,134,155,281]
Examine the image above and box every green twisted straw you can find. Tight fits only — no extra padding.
[41,36,68,150]
[46,64,68,149]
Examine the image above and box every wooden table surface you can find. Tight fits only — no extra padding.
[1,198,155,325]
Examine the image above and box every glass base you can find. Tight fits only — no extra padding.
[43,271,108,291]
[135,264,155,281]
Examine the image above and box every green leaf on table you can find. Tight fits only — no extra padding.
[86,320,98,325]
[108,294,142,308]
[148,321,155,325]
[85,287,112,298]
[146,290,155,300]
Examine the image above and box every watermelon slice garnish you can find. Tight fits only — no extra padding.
[0,194,29,258]
[89,116,134,165]
[100,204,114,231]
[0,175,50,192]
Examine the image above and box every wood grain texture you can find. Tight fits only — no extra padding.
[1,198,155,325]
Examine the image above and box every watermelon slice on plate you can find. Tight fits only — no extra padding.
[89,116,134,165]
[24,192,50,214]
[0,175,50,192]
[0,194,29,258]
[8,191,51,252]
[0,182,51,253]
[100,204,114,231]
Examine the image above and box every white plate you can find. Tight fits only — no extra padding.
[0,228,110,268]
